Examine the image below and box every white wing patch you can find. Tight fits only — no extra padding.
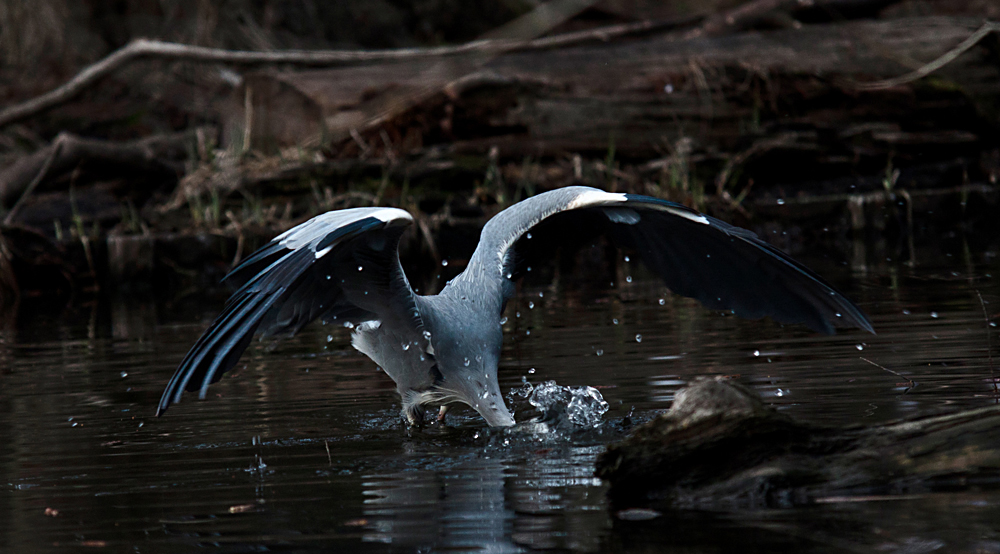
[566,190,627,210]
[277,207,414,250]
[369,208,412,223]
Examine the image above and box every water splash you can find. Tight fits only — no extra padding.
[511,380,609,430]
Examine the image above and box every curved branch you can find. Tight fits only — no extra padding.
[0,17,686,130]
[855,21,1000,90]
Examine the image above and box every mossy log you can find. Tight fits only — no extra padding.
[595,377,1000,510]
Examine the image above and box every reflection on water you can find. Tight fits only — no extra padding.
[2,244,1000,552]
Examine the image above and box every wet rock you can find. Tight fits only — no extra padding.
[595,377,1000,510]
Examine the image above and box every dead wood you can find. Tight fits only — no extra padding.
[243,16,995,156]
[596,377,1000,510]
[855,20,1000,89]
[0,11,692,130]
[0,0,912,131]
[0,129,206,211]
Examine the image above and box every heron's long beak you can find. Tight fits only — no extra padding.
[475,397,515,427]
[462,377,515,427]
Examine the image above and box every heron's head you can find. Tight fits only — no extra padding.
[421,334,514,428]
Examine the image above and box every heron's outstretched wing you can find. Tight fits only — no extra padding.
[468,186,872,335]
[157,207,420,415]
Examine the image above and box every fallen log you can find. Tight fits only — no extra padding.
[237,16,998,157]
[0,129,205,210]
[595,377,1000,510]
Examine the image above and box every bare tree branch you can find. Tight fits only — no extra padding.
[0,129,203,209]
[0,17,688,130]
[855,21,1000,90]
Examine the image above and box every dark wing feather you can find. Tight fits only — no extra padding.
[505,192,872,334]
[157,209,416,415]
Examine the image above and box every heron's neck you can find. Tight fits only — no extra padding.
[439,264,508,317]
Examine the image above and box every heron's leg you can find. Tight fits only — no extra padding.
[437,405,450,423]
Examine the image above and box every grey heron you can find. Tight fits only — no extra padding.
[157,186,873,427]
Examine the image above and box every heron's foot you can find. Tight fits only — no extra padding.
[404,405,426,428]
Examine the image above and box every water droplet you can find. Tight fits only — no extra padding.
[120,371,128,378]
[706,254,711,258]
[635,334,642,343]
[526,266,532,272]
[658,298,665,305]
[344,322,355,329]
[856,344,864,351]
[624,255,630,262]
[500,316,508,324]
[626,276,632,283]
[754,350,760,356]
[526,330,531,336]
[664,83,674,93]
[835,313,842,318]
[481,391,488,399]
[930,312,939,318]
[528,368,535,374]
[516,311,521,318]
[464,358,471,367]
[776,388,785,397]
[423,330,432,339]
[473,432,480,439]
[441,259,448,266]
[326,275,331,280]
[613,318,619,325]
[539,292,544,298]
[357,265,363,271]
[402,342,410,350]
[526,232,532,239]
[327,335,333,342]
[528,301,535,309]
[506,273,513,279]
[776,199,786,205]
[596,349,604,356]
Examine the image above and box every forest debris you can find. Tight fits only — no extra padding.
[238,16,993,155]
[0,0,927,135]
[595,377,1000,510]
[0,129,204,210]
[855,20,1000,90]
[0,5,683,130]
[3,136,63,224]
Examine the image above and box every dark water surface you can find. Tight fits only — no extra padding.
[3,246,1000,553]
